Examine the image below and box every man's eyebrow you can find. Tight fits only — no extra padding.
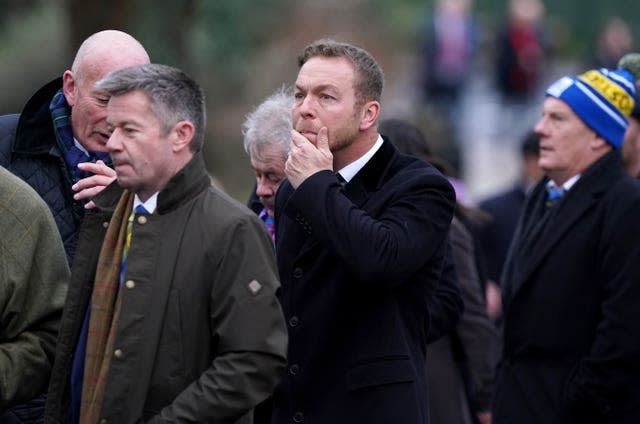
[295,83,339,92]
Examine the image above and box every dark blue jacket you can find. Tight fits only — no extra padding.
[0,78,83,265]
[478,185,526,284]
[0,78,80,423]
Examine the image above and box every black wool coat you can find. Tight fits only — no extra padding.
[272,138,456,424]
[495,150,640,424]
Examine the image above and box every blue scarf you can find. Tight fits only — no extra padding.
[49,89,111,186]
[259,207,276,248]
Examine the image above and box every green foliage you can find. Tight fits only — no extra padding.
[191,0,287,77]
[0,1,66,114]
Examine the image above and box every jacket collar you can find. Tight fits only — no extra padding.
[341,136,398,207]
[14,77,63,155]
[508,150,625,299]
[93,152,211,215]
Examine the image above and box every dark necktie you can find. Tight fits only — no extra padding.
[546,186,564,208]
[119,205,149,286]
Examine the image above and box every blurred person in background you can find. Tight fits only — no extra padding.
[420,0,477,122]
[478,131,543,320]
[0,167,69,423]
[242,86,293,246]
[621,56,640,178]
[380,118,498,424]
[494,54,640,424]
[495,0,547,101]
[622,100,640,177]
[592,17,634,69]
[0,30,150,264]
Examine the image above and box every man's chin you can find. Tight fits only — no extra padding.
[298,131,318,146]
[82,135,109,152]
[260,200,275,212]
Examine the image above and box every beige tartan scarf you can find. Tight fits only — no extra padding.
[80,190,134,422]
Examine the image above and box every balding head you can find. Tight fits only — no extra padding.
[71,30,150,83]
[63,30,150,152]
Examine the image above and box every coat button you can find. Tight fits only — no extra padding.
[289,364,300,375]
[114,349,123,359]
[293,268,303,279]
[102,221,109,228]
[293,411,304,423]
[288,316,300,327]
[137,215,148,225]
[125,280,136,289]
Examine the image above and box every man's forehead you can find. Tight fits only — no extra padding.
[544,97,573,114]
[296,57,355,86]
[251,156,285,171]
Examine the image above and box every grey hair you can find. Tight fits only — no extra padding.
[298,38,384,103]
[242,86,293,162]
[96,63,206,152]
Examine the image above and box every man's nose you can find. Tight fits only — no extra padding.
[296,96,316,118]
[256,179,273,196]
[105,128,121,152]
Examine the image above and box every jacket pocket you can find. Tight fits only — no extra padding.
[346,356,415,391]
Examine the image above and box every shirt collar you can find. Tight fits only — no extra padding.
[547,174,581,192]
[73,137,89,156]
[133,192,159,214]
[335,135,384,182]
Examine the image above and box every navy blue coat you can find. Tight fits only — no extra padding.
[0,78,82,264]
[495,151,640,424]
[271,138,456,424]
[0,78,79,423]
[478,185,526,285]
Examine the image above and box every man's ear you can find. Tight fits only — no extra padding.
[172,121,195,153]
[62,70,77,107]
[359,100,381,131]
[590,133,610,151]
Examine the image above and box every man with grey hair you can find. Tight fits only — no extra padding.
[271,39,455,423]
[45,64,287,424]
[242,86,293,244]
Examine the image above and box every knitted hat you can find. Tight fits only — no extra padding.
[618,53,640,120]
[545,58,640,148]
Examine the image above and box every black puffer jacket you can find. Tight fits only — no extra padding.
[0,78,83,265]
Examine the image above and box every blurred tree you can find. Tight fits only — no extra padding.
[67,0,133,48]
[191,0,289,97]
[136,0,198,69]
[0,0,40,25]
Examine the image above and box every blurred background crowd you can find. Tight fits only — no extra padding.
[0,0,639,203]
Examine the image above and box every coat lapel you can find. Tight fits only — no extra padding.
[508,151,618,299]
[290,138,398,259]
[342,138,396,207]
[515,186,597,291]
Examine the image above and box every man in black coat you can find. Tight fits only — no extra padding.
[271,39,456,424]
[494,56,640,423]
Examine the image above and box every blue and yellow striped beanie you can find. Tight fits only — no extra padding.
[545,59,639,149]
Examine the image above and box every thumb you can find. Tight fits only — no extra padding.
[317,127,330,153]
